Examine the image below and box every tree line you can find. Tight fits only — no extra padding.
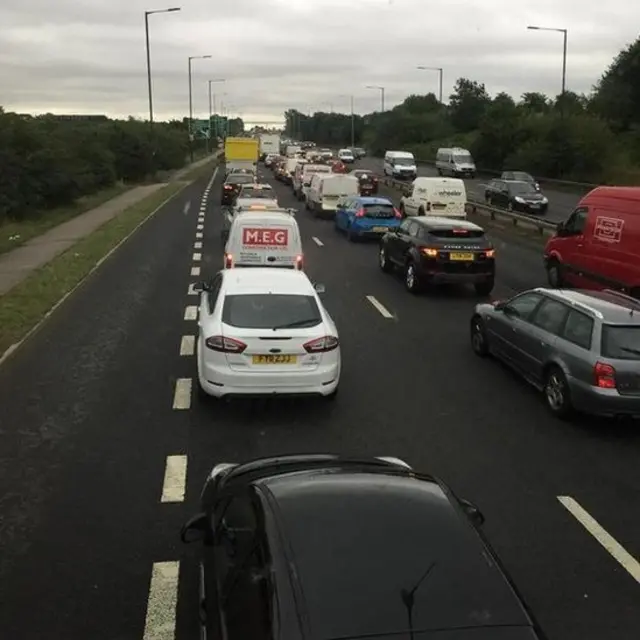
[0,110,244,224]
[284,36,640,185]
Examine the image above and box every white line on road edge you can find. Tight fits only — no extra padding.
[197,224,203,230]
[194,241,202,249]
[366,295,393,318]
[142,561,180,640]
[184,305,198,320]
[558,496,640,584]
[195,232,203,239]
[187,283,198,295]
[312,236,324,246]
[179,335,195,355]
[172,378,192,409]
[161,455,188,502]
[192,252,202,261]
[183,201,191,215]
[191,266,200,276]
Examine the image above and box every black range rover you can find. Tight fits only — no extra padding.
[378,216,495,295]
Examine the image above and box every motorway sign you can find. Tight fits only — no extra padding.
[193,119,210,139]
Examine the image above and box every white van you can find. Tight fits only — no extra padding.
[283,157,305,185]
[293,163,332,200]
[224,210,304,270]
[436,147,476,178]
[399,177,467,219]
[306,174,359,218]
[383,151,417,179]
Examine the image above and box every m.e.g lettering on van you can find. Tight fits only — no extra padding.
[242,227,289,246]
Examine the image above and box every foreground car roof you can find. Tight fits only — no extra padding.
[222,268,313,294]
[257,469,538,639]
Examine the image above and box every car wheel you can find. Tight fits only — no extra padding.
[474,280,494,296]
[543,366,573,419]
[418,207,425,217]
[547,260,564,288]
[470,315,489,357]
[379,245,393,272]
[405,262,421,293]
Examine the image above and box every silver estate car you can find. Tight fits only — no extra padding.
[470,288,640,419]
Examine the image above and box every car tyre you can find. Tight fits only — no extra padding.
[470,315,489,357]
[405,261,421,294]
[543,366,573,419]
[379,245,393,273]
[418,207,425,217]
[546,260,564,288]
[475,280,494,296]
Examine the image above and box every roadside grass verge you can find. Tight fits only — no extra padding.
[179,155,221,182]
[0,182,183,357]
[0,183,130,256]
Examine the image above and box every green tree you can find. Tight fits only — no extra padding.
[448,78,491,132]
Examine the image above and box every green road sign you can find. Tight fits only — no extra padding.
[192,119,210,139]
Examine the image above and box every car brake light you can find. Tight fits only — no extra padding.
[295,254,303,269]
[303,336,339,353]
[484,249,495,258]
[225,253,233,268]
[453,228,469,235]
[393,207,402,219]
[205,336,247,353]
[420,247,438,257]
[224,184,232,190]
[594,362,616,389]
[355,207,365,218]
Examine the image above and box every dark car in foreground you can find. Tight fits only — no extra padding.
[471,287,640,419]
[379,216,495,295]
[221,173,255,205]
[484,179,548,215]
[181,454,544,640]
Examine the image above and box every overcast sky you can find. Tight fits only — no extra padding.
[1,0,638,125]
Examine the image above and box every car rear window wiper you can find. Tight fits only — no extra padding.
[272,317,320,330]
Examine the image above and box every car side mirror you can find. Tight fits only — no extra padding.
[459,498,485,526]
[314,283,326,294]
[493,301,505,311]
[192,281,210,293]
[180,512,209,543]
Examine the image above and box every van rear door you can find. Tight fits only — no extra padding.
[236,219,299,267]
[427,181,467,218]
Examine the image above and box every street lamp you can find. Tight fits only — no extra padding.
[188,54,212,161]
[366,85,385,112]
[144,7,181,125]
[416,66,443,103]
[208,78,225,151]
[527,25,568,115]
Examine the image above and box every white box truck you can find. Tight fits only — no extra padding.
[259,134,280,161]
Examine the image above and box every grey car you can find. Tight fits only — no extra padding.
[470,288,640,419]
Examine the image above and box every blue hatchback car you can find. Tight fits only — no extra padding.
[335,196,402,241]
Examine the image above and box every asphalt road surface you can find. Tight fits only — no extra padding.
[355,156,586,224]
[0,164,639,640]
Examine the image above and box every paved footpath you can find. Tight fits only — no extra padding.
[0,154,217,296]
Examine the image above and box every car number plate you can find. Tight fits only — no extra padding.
[450,252,474,261]
[252,354,297,364]
[372,226,388,232]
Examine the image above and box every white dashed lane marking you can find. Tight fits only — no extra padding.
[312,236,324,246]
[194,241,202,249]
[192,253,202,261]
[142,561,180,640]
[366,295,393,318]
[184,305,198,320]
[197,224,203,230]
[187,283,198,296]
[195,232,203,239]
[191,266,201,276]
[179,335,195,355]
[172,378,192,410]
[558,496,640,584]
[161,455,188,503]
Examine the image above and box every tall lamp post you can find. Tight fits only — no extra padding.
[188,54,212,161]
[366,85,385,112]
[416,66,443,103]
[144,7,181,125]
[527,25,568,116]
[207,78,225,152]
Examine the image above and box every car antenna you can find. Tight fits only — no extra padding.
[400,561,436,640]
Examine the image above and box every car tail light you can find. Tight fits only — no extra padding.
[393,207,402,219]
[372,177,378,183]
[303,336,339,353]
[594,362,616,389]
[224,184,233,190]
[295,254,303,269]
[355,207,365,217]
[205,336,247,353]
[484,249,495,258]
[224,252,233,268]
[453,228,469,235]
[420,247,438,258]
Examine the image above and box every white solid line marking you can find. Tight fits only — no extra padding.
[184,305,198,320]
[193,252,201,261]
[142,561,180,640]
[312,236,324,246]
[180,335,195,355]
[558,496,640,584]
[194,241,202,249]
[161,455,188,502]
[195,232,203,239]
[187,283,199,295]
[197,224,203,230]
[183,201,191,215]
[172,378,192,410]
[191,266,201,276]
[366,295,393,318]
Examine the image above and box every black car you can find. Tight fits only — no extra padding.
[221,173,255,205]
[181,454,544,640]
[501,170,540,191]
[350,169,379,195]
[485,179,548,215]
[379,216,495,295]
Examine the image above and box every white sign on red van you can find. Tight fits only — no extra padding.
[242,227,289,246]
[594,216,624,244]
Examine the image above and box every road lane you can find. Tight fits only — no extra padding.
[354,155,585,224]
[1,162,638,640]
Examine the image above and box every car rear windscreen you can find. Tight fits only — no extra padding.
[222,294,322,329]
[363,203,395,218]
[239,187,273,198]
[428,228,484,239]
[601,325,640,359]
[226,175,254,184]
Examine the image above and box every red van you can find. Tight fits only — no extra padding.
[544,186,640,298]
